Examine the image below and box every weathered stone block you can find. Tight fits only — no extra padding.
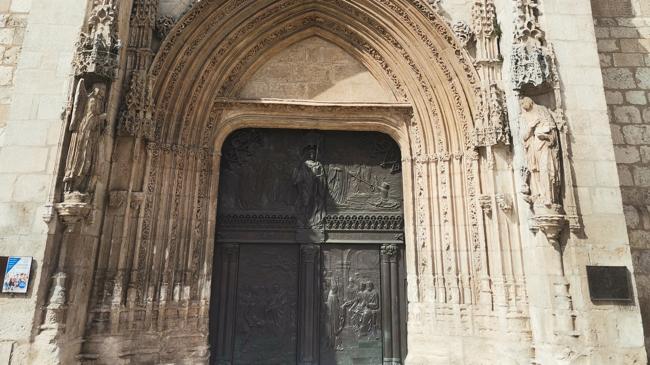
[9,0,31,13]
[0,27,14,45]
[0,65,13,86]
[610,27,640,38]
[620,39,650,53]
[603,68,636,89]
[634,166,650,187]
[12,174,49,202]
[611,124,625,144]
[622,125,650,145]
[600,53,612,67]
[626,91,648,105]
[643,107,650,123]
[640,146,650,163]
[0,146,48,172]
[0,174,15,201]
[636,68,650,89]
[605,90,623,104]
[614,105,642,124]
[3,46,19,65]
[597,39,619,52]
[613,53,646,66]
[625,205,641,229]
[594,26,609,39]
[615,145,641,163]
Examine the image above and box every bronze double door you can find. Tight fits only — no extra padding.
[210,129,407,365]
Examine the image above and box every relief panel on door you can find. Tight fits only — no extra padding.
[233,244,299,365]
[320,246,382,365]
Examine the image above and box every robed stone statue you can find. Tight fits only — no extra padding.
[63,79,107,195]
[521,97,561,207]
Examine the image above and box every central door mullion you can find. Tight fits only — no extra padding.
[298,244,321,365]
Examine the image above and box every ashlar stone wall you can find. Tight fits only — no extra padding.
[0,0,88,363]
[0,0,29,141]
[592,0,650,353]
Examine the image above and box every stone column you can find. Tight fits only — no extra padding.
[213,244,239,364]
[381,244,402,365]
[298,244,320,365]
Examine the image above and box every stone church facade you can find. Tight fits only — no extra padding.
[0,0,648,364]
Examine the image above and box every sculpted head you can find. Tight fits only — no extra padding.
[520,97,534,112]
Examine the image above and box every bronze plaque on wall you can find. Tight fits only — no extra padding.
[586,266,633,302]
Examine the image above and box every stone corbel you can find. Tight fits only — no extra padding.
[55,192,93,228]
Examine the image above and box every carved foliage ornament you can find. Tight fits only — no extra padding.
[155,16,176,40]
[119,71,155,139]
[73,1,120,80]
[471,0,497,39]
[452,21,474,48]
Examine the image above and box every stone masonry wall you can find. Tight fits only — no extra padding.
[0,0,29,143]
[0,0,88,363]
[592,0,650,354]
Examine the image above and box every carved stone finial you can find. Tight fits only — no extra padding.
[73,2,120,80]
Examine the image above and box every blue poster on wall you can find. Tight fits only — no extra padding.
[2,257,32,294]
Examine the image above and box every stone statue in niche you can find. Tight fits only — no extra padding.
[64,79,107,196]
[521,97,561,208]
[293,145,327,228]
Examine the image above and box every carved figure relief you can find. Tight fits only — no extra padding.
[218,129,403,229]
[320,247,383,364]
[63,79,107,195]
[293,145,327,228]
[520,97,561,207]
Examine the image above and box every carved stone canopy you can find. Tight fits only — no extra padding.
[73,2,120,80]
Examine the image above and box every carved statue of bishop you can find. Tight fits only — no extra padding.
[63,79,107,196]
[521,97,561,208]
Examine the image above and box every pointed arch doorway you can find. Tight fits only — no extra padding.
[210,128,407,365]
